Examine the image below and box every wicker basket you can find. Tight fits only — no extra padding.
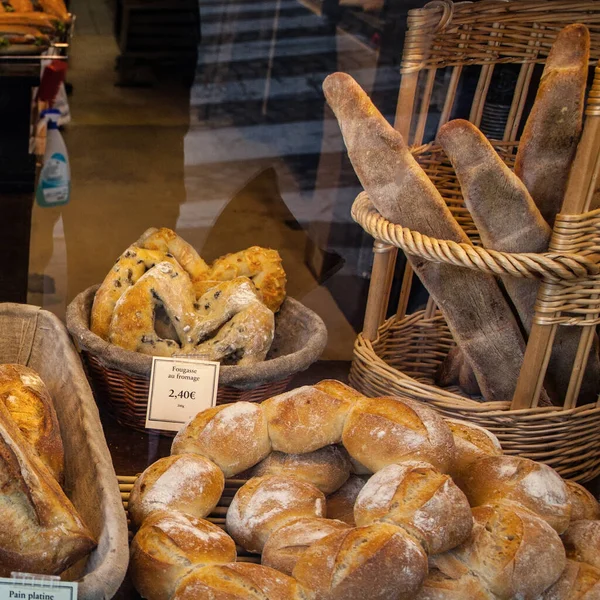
[350,0,600,482]
[66,286,327,434]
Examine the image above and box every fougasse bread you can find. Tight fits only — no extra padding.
[323,72,528,403]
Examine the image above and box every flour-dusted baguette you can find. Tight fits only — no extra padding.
[324,72,528,403]
[515,24,589,227]
[438,119,600,404]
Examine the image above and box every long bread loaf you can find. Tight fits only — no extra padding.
[323,73,528,403]
[514,24,589,227]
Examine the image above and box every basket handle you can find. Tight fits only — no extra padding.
[511,63,600,410]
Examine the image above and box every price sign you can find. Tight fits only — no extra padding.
[146,357,220,432]
[0,574,77,600]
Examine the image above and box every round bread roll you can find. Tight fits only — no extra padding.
[448,504,566,600]
[326,475,367,525]
[313,379,365,403]
[354,461,472,554]
[566,480,600,521]
[563,520,600,570]
[129,454,224,528]
[415,569,493,600]
[171,563,305,600]
[445,418,502,483]
[262,386,357,454]
[262,517,351,575]
[461,455,571,533]
[226,475,326,553]
[292,522,428,600]
[249,446,351,494]
[171,402,271,477]
[341,396,456,473]
[0,364,64,483]
[130,510,236,600]
[541,560,600,600]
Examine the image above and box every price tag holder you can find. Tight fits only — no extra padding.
[0,573,77,600]
[146,357,220,432]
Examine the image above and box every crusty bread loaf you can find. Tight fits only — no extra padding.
[225,475,326,553]
[171,401,271,477]
[0,363,64,482]
[0,400,96,575]
[445,418,502,486]
[342,395,456,473]
[323,72,527,403]
[566,481,600,522]
[541,560,600,600]
[292,522,428,600]
[262,516,350,575]
[313,379,365,403]
[249,445,351,494]
[326,475,367,525]
[461,455,571,533]
[354,461,472,554]
[515,24,589,227]
[440,503,565,600]
[128,454,224,528]
[262,386,357,454]
[130,510,236,600]
[563,520,600,570]
[171,563,307,600]
[415,569,493,600]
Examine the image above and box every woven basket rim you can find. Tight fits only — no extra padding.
[66,285,327,387]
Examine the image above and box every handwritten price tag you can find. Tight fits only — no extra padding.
[146,357,220,432]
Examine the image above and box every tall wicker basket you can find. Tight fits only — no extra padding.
[350,0,600,482]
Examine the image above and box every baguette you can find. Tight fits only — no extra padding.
[324,72,528,402]
[8,0,33,11]
[0,12,57,31]
[438,119,600,404]
[37,0,69,21]
[515,24,589,227]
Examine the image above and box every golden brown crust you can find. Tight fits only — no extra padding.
[563,520,600,571]
[130,510,236,600]
[541,560,600,600]
[313,380,366,403]
[0,364,64,483]
[128,454,224,529]
[415,569,493,600]
[566,481,600,522]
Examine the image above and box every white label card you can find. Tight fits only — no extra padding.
[0,575,77,600]
[146,357,220,432]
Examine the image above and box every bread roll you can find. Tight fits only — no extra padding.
[342,396,456,473]
[130,510,236,600]
[354,461,472,554]
[262,516,350,575]
[171,563,306,600]
[0,363,64,482]
[262,386,356,453]
[226,475,326,553]
[323,71,527,404]
[293,522,428,600]
[171,401,271,477]
[541,560,600,600]
[249,446,351,494]
[563,520,600,570]
[415,569,493,600]
[128,454,224,528]
[445,418,502,485]
[313,379,365,403]
[442,504,565,600]
[461,455,571,533]
[567,481,600,521]
[326,475,367,525]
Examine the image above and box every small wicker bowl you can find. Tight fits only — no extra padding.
[67,285,328,435]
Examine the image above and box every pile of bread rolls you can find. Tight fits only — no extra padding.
[0,364,96,575]
[127,380,600,599]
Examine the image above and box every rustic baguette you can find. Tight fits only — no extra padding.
[324,72,528,402]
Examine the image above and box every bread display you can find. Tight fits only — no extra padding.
[541,560,600,600]
[171,402,271,478]
[460,455,571,533]
[325,474,366,525]
[225,475,326,553]
[353,461,472,554]
[90,227,286,364]
[248,445,351,495]
[567,481,600,521]
[292,522,428,600]
[130,510,237,600]
[415,569,493,600]
[342,395,456,473]
[562,520,600,570]
[261,516,350,575]
[128,454,224,528]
